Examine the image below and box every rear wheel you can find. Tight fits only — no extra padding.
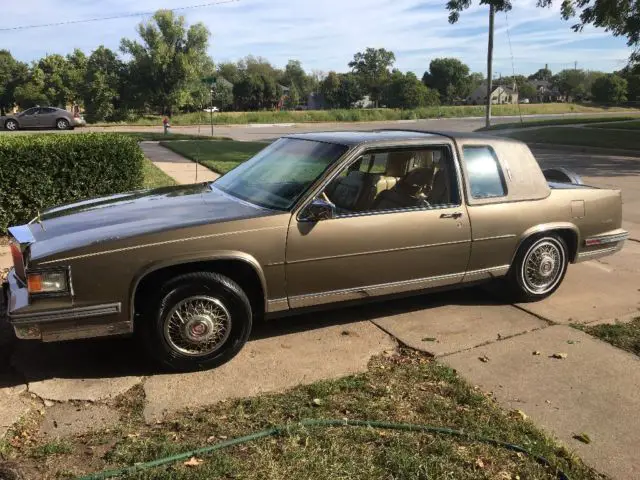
[507,233,568,302]
[141,272,252,371]
[56,118,70,130]
[4,119,18,131]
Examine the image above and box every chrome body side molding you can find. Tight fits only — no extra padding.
[287,265,509,309]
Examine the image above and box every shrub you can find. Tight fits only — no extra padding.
[0,133,144,233]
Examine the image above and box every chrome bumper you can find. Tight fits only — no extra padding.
[4,269,132,342]
[575,229,628,262]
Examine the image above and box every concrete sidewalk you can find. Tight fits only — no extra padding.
[140,141,219,184]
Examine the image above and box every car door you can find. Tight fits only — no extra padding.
[285,144,472,309]
[38,107,57,128]
[18,108,40,128]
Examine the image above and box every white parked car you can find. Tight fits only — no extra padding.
[203,107,219,113]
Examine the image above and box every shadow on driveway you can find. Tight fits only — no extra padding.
[1,286,503,388]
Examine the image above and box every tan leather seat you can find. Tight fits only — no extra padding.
[428,163,452,205]
[331,170,366,211]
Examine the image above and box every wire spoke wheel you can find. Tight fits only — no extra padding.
[521,239,565,295]
[163,295,232,357]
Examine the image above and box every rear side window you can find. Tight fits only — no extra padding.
[462,146,506,198]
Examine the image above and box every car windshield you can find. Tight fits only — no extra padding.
[213,138,347,210]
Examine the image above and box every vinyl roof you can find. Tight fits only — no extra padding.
[285,129,511,147]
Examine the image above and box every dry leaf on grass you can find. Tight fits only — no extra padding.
[184,457,204,467]
[475,458,485,468]
[512,409,528,420]
[573,433,592,444]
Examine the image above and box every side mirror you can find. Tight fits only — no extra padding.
[300,198,335,222]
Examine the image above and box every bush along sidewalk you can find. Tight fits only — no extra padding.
[0,133,145,233]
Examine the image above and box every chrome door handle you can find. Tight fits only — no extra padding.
[440,212,462,219]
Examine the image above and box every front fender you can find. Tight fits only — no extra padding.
[128,250,269,321]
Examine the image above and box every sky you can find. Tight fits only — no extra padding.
[1,0,633,77]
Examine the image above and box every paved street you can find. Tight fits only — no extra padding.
[1,136,639,478]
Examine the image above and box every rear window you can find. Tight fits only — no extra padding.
[462,146,507,198]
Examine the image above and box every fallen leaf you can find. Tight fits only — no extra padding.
[206,435,217,443]
[513,409,528,420]
[475,458,485,468]
[573,433,591,444]
[126,433,140,439]
[478,355,490,363]
[497,472,511,480]
[532,351,541,356]
[551,353,568,359]
[184,457,204,467]
[567,340,578,345]
[218,435,228,440]
[312,398,323,407]
[545,400,552,404]
[421,337,437,342]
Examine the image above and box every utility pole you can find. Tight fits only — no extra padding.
[574,61,577,71]
[210,86,214,137]
[485,4,495,128]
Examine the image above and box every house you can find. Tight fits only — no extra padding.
[467,84,519,105]
[531,80,567,103]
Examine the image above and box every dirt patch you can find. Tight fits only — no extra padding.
[38,403,120,439]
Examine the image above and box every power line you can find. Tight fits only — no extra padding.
[0,0,240,32]
[504,11,523,124]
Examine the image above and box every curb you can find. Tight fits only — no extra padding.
[529,143,640,158]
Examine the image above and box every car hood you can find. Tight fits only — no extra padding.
[26,183,276,260]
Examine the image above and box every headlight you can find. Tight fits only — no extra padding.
[27,269,71,296]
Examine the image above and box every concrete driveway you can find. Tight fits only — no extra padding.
[1,145,639,478]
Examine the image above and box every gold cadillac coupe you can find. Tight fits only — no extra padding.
[2,130,628,370]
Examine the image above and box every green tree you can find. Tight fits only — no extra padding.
[446,0,640,48]
[422,58,471,104]
[37,54,70,107]
[348,48,396,107]
[384,71,439,108]
[0,50,29,114]
[553,69,588,99]
[216,62,242,84]
[120,9,210,115]
[83,46,123,122]
[528,67,553,81]
[212,80,234,110]
[320,72,364,109]
[13,66,49,108]
[64,49,87,106]
[233,74,264,110]
[282,60,315,99]
[591,74,628,103]
[285,83,300,109]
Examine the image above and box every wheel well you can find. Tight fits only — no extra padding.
[552,229,578,262]
[56,117,68,124]
[133,260,265,321]
[5,119,17,126]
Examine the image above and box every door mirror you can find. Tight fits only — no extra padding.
[300,198,335,222]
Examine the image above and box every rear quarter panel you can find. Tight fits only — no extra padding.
[465,186,623,271]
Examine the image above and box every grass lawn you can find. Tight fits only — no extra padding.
[141,158,177,189]
[1,350,600,479]
[161,140,266,174]
[478,115,640,131]
[116,132,231,141]
[90,103,640,126]
[504,126,640,150]
[588,119,640,130]
[577,317,640,357]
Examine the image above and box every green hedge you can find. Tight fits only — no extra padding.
[0,133,144,233]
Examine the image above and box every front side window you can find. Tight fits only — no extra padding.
[22,108,38,115]
[321,146,459,215]
[462,146,506,199]
[214,138,347,211]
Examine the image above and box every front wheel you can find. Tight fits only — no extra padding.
[56,118,70,130]
[4,119,18,131]
[507,234,568,302]
[141,272,253,371]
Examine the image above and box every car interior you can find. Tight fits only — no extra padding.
[323,147,458,214]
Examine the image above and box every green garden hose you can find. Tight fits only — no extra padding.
[78,418,570,480]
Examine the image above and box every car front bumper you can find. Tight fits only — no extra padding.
[3,268,131,342]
